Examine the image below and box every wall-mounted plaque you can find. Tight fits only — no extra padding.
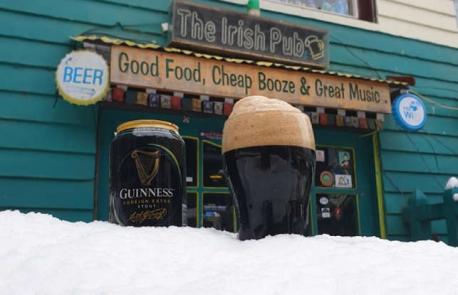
[110,46,392,113]
[169,0,328,69]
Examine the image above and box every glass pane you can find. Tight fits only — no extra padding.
[186,192,197,227]
[315,147,355,188]
[184,138,198,187]
[320,0,352,16]
[316,193,358,236]
[203,193,236,232]
[203,141,226,187]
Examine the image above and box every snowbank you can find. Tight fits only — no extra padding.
[445,176,458,190]
[0,211,457,295]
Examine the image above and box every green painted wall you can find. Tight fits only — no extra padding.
[0,0,457,241]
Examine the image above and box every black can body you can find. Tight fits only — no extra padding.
[224,146,315,240]
[109,120,186,227]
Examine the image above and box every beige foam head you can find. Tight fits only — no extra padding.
[222,96,315,153]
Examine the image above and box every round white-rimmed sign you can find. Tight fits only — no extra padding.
[56,50,109,105]
[392,93,427,131]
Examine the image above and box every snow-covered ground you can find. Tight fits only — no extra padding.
[0,211,457,295]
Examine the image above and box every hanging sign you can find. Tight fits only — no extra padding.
[110,46,392,113]
[56,50,109,105]
[392,93,427,131]
[169,0,328,68]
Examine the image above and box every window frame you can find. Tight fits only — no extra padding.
[264,0,376,22]
[265,0,360,19]
[183,136,199,188]
[222,0,380,29]
[201,140,227,188]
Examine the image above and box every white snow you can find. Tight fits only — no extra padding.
[445,176,458,190]
[0,211,457,295]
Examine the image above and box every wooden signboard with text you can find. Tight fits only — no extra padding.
[169,0,328,69]
[110,46,392,113]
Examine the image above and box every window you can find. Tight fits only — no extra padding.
[267,0,376,22]
[202,141,226,187]
[315,147,355,189]
[184,137,198,187]
[316,194,358,236]
[203,193,237,232]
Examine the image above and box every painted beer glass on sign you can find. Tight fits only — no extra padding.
[222,96,316,240]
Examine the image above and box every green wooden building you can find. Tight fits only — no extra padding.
[0,0,457,243]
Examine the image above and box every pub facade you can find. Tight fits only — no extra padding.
[1,0,457,243]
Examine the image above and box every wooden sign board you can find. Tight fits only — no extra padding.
[169,0,328,69]
[110,46,392,113]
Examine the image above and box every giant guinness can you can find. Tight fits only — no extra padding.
[109,120,186,226]
[223,96,316,240]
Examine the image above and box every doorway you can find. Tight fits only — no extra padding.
[96,106,380,237]
[310,128,380,237]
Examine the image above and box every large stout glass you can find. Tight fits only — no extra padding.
[222,96,315,240]
[110,120,186,227]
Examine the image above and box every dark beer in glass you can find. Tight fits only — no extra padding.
[110,120,186,227]
[222,96,315,240]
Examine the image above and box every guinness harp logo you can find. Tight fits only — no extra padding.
[131,149,160,186]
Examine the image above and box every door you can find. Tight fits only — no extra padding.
[310,128,380,237]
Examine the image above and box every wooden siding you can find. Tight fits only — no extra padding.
[0,0,456,243]
[377,0,458,47]
[0,0,168,221]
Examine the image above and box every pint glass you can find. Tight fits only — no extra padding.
[222,96,315,240]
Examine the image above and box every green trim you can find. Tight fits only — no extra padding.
[309,186,318,235]
[187,192,199,227]
[355,193,362,235]
[373,133,387,239]
[201,140,227,190]
[183,135,199,188]
[314,187,357,194]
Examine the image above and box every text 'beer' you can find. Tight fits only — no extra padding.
[110,120,186,226]
[222,96,316,240]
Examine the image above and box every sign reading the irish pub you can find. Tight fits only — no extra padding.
[169,0,328,69]
[111,46,391,113]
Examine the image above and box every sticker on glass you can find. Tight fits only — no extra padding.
[335,174,352,188]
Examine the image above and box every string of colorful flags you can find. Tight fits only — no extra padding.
[106,85,384,130]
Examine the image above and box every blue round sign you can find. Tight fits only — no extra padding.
[392,93,427,131]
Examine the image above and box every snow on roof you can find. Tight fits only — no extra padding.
[0,210,457,294]
[445,177,458,190]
